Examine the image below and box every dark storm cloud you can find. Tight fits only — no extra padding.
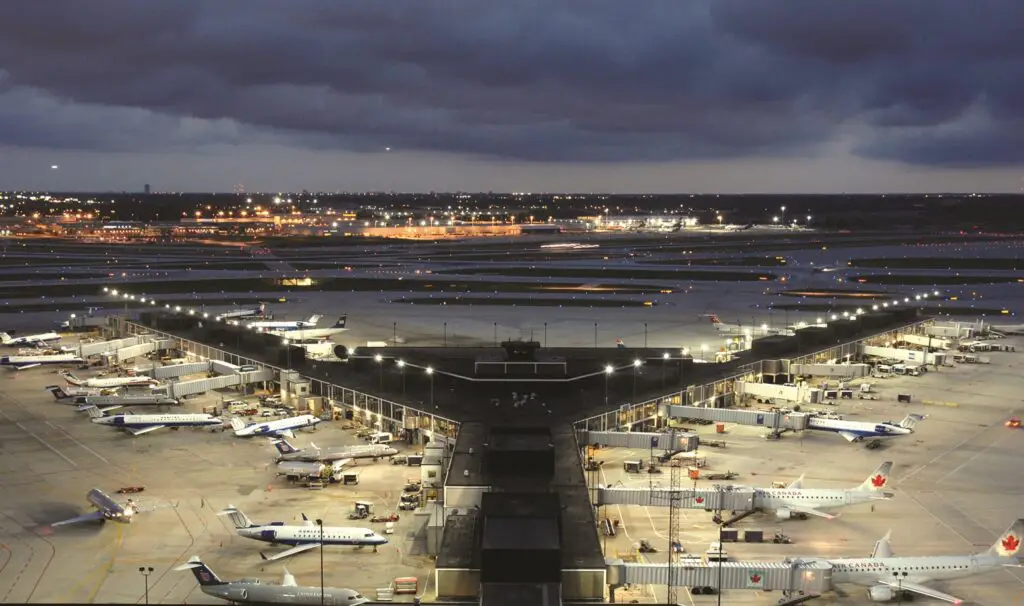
[1,1,1023,166]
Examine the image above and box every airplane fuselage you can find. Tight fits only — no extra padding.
[2,354,82,368]
[87,488,133,523]
[93,413,222,429]
[278,444,398,463]
[238,525,387,548]
[807,417,912,440]
[756,488,891,513]
[828,554,1010,587]
[235,415,320,437]
[201,582,368,605]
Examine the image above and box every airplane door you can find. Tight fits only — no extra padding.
[260,529,277,541]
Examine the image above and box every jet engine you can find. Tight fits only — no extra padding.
[776,509,794,520]
[868,585,895,601]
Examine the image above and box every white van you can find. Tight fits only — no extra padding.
[369,431,394,445]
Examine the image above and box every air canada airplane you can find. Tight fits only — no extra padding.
[231,415,321,439]
[272,439,398,463]
[733,461,894,521]
[219,507,387,561]
[806,414,923,442]
[61,370,160,389]
[177,556,369,605]
[810,518,1024,603]
[1,331,61,346]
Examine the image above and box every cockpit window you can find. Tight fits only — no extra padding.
[364,533,374,538]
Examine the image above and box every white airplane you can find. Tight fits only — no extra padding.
[807,414,923,442]
[51,488,141,527]
[215,303,267,322]
[46,385,108,400]
[231,414,321,439]
[816,518,1024,603]
[1,331,61,347]
[61,370,160,389]
[269,316,347,341]
[1,353,83,370]
[90,411,224,436]
[272,439,398,463]
[218,507,388,561]
[734,461,894,521]
[177,556,369,606]
[248,314,323,333]
[703,314,790,337]
[990,324,1024,336]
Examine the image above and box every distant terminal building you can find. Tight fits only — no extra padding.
[357,222,567,240]
[583,214,699,231]
[144,184,151,194]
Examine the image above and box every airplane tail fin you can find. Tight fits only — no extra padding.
[708,314,722,325]
[84,406,104,419]
[217,505,256,529]
[62,371,84,385]
[0,332,11,344]
[273,439,301,455]
[175,556,226,586]
[46,385,69,400]
[980,519,1024,558]
[230,418,245,432]
[899,414,924,430]
[870,530,893,558]
[858,461,894,491]
[333,315,347,329]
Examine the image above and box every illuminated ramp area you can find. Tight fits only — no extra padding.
[606,558,832,595]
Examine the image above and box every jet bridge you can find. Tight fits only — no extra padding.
[166,369,275,398]
[144,361,211,380]
[580,430,698,452]
[80,335,150,357]
[596,486,757,511]
[661,405,808,431]
[606,558,831,595]
[113,339,177,362]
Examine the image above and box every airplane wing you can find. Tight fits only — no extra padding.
[127,425,166,436]
[875,580,963,604]
[787,473,805,489]
[784,504,837,520]
[838,431,860,442]
[13,364,41,371]
[274,429,296,439]
[258,543,319,561]
[51,510,107,527]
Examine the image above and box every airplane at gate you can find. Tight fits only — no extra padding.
[1,331,61,347]
[815,518,1024,603]
[247,314,322,332]
[272,439,398,463]
[177,556,369,605]
[61,370,160,389]
[269,316,347,341]
[703,314,791,337]
[807,414,923,442]
[215,303,267,322]
[90,411,224,436]
[1,353,83,370]
[218,507,387,561]
[734,461,895,521]
[231,415,321,439]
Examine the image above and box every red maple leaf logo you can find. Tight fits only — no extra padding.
[750,574,761,584]
[1002,534,1020,553]
[695,497,704,504]
[870,474,887,488]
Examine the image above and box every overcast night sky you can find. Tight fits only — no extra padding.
[2,1,1024,194]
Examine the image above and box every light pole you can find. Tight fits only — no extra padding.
[544,322,547,347]
[632,359,641,399]
[443,322,447,347]
[700,343,708,362]
[662,352,669,390]
[426,366,434,409]
[393,321,397,345]
[283,338,291,371]
[374,354,383,390]
[604,364,613,405]
[138,566,154,604]
[493,322,497,346]
[397,359,406,396]
[316,518,325,606]
[594,322,598,348]
[644,323,648,351]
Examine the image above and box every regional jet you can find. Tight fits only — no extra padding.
[51,488,141,527]
[231,415,321,439]
[218,507,387,561]
[806,414,923,442]
[703,314,791,337]
[269,316,347,341]
[0,331,61,347]
[815,518,1024,603]
[90,411,224,436]
[1,353,83,370]
[247,315,323,332]
[733,461,894,521]
[215,303,267,322]
[61,370,160,389]
[272,439,398,463]
[46,385,107,400]
[177,555,369,605]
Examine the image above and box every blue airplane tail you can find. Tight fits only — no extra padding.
[175,556,226,586]
[333,315,347,328]
[273,439,300,455]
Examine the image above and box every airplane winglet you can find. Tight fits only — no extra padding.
[259,551,269,561]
